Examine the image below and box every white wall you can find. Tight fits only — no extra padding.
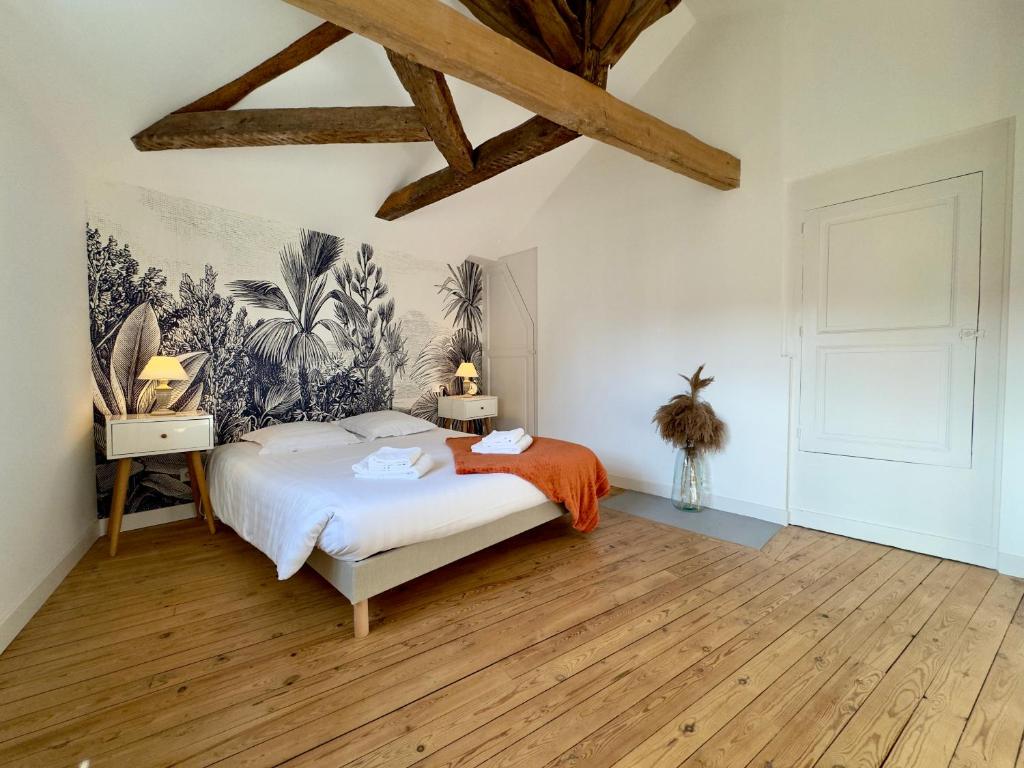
[509,4,791,522]
[507,0,1024,560]
[0,77,98,649]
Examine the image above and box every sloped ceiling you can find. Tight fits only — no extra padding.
[0,0,695,260]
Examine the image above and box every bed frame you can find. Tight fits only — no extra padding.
[306,501,566,637]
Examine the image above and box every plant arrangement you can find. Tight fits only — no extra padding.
[653,365,727,455]
[653,365,727,510]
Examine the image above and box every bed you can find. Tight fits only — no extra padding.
[207,427,568,637]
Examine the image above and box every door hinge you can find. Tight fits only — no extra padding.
[960,328,987,341]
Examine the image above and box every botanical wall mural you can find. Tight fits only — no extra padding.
[88,183,484,518]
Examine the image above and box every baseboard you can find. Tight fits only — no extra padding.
[608,474,673,500]
[0,524,98,652]
[608,474,789,525]
[790,506,997,569]
[98,503,196,535]
[997,551,1024,578]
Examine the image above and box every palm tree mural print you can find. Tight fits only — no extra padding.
[227,230,353,412]
[87,191,484,519]
[410,260,486,422]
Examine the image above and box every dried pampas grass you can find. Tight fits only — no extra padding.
[653,365,727,456]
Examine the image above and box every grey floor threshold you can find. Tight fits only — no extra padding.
[603,490,783,550]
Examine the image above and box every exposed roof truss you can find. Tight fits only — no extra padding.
[132,1,740,220]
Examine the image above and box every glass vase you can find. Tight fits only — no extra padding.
[672,449,707,512]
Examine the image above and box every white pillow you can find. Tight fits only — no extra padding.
[241,422,362,455]
[336,410,436,439]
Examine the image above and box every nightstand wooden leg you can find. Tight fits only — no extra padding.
[189,468,203,519]
[108,458,132,556]
[484,418,493,435]
[187,451,216,535]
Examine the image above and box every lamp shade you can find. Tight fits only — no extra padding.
[139,355,188,382]
[455,361,479,378]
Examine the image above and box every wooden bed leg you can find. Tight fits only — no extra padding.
[353,599,369,639]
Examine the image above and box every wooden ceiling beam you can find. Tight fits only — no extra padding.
[457,0,553,60]
[386,50,475,173]
[132,107,430,151]
[175,22,351,114]
[591,0,632,49]
[552,0,584,41]
[283,0,739,190]
[600,0,681,67]
[376,116,578,220]
[519,0,582,68]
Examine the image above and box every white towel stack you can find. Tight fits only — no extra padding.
[471,428,534,455]
[354,446,433,479]
[367,446,422,472]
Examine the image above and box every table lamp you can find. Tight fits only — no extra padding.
[455,361,479,396]
[139,355,188,414]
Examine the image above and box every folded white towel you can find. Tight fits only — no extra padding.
[366,446,423,472]
[471,434,534,455]
[353,453,434,479]
[480,427,526,446]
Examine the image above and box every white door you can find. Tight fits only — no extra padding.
[481,255,537,434]
[791,172,1000,565]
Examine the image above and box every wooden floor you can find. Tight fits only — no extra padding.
[1,509,1023,768]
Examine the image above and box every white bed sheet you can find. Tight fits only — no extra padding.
[207,428,548,578]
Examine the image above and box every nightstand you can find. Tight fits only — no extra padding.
[104,410,216,556]
[437,395,498,435]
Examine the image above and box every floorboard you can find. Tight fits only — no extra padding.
[0,510,1019,768]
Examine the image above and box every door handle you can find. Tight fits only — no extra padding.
[959,328,986,340]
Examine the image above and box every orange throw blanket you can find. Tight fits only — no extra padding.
[446,436,609,532]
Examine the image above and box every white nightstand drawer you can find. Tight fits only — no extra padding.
[438,396,498,420]
[108,417,213,459]
[464,398,498,418]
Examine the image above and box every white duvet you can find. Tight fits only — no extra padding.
[207,428,548,578]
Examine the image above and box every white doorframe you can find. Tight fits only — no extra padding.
[782,119,1014,569]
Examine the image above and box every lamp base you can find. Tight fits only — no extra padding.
[462,378,479,396]
[152,384,174,415]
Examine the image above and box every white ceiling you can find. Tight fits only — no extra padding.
[0,0,696,261]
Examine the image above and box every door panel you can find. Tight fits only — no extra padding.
[798,174,981,468]
[821,198,958,331]
[815,343,952,449]
[488,357,533,432]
